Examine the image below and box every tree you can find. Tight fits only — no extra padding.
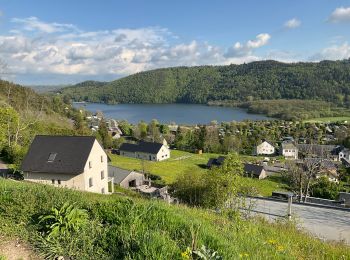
[310,176,340,200]
[148,119,161,142]
[172,153,243,209]
[97,119,113,148]
[119,120,132,136]
[133,121,148,140]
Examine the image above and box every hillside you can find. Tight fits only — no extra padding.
[0,178,349,259]
[0,80,75,165]
[60,59,350,106]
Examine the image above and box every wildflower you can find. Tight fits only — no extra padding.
[268,239,277,245]
[239,253,249,258]
[181,247,192,259]
[277,245,285,252]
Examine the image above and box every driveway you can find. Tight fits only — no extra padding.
[243,198,350,244]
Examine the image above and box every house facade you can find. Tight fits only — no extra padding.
[21,135,112,194]
[255,141,275,156]
[119,141,170,161]
[280,141,298,159]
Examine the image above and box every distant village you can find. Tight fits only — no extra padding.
[10,110,350,208]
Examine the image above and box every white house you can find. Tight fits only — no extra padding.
[338,148,350,161]
[21,135,113,194]
[255,141,275,156]
[119,141,170,161]
[280,141,298,159]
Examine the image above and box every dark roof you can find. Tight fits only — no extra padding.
[207,156,226,168]
[119,141,163,154]
[21,135,99,175]
[244,163,264,176]
[108,166,133,184]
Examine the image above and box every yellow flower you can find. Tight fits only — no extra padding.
[181,248,191,259]
[277,245,285,252]
[268,239,277,245]
[239,253,249,258]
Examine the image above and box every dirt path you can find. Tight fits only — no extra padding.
[0,238,40,260]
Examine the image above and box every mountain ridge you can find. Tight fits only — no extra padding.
[59,59,350,106]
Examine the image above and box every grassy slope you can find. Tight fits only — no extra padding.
[109,150,289,196]
[0,178,349,259]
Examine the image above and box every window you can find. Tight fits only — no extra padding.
[89,161,92,168]
[101,170,105,180]
[101,188,105,194]
[101,155,104,163]
[58,180,61,185]
[89,177,93,187]
[48,153,57,162]
[51,179,55,184]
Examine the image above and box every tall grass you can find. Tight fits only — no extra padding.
[0,179,349,259]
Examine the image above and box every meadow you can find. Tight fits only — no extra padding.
[0,178,349,259]
[109,150,289,196]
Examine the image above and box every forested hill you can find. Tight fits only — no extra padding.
[0,80,66,115]
[60,59,350,106]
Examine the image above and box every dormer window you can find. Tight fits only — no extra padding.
[48,153,57,162]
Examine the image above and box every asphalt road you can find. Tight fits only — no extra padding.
[244,198,350,244]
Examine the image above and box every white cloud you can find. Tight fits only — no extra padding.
[311,43,350,60]
[11,16,78,33]
[225,33,271,57]
[284,18,301,29]
[328,7,350,23]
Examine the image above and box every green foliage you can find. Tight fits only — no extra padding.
[192,245,223,260]
[118,120,132,135]
[310,176,341,200]
[172,153,243,208]
[38,202,89,239]
[0,178,349,259]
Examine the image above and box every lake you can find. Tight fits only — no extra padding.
[74,103,269,124]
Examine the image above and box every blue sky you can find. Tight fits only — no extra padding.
[1,0,350,85]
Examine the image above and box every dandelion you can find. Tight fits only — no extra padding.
[181,247,191,259]
[268,239,277,245]
[277,245,285,252]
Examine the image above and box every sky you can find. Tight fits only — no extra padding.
[0,0,350,85]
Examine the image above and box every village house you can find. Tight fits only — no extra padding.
[108,165,173,201]
[303,158,339,183]
[280,141,298,159]
[108,165,150,189]
[119,140,170,161]
[21,135,113,194]
[244,163,267,179]
[254,140,275,156]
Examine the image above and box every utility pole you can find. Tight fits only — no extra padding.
[287,195,293,220]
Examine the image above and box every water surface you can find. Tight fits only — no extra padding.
[75,103,269,124]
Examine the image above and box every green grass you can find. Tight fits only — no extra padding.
[303,116,350,123]
[109,150,288,196]
[0,178,349,259]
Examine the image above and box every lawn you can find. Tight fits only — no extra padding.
[303,116,350,123]
[109,150,288,196]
